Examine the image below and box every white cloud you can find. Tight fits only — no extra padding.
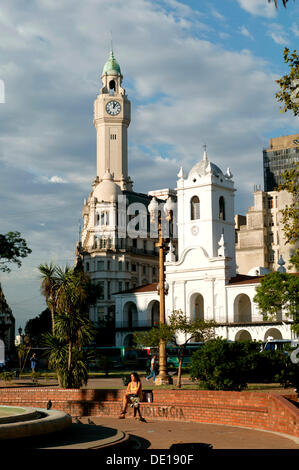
[291,23,299,37]
[239,26,254,40]
[0,0,298,329]
[236,0,277,18]
[48,176,68,184]
[267,23,289,45]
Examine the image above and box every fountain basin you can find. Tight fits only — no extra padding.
[0,405,72,440]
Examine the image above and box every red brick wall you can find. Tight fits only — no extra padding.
[0,388,298,438]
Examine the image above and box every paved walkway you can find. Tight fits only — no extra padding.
[1,376,298,450]
[77,416,298,450]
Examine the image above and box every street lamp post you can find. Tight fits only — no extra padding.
[148,196,173,385]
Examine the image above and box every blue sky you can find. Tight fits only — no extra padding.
[0,0,298,330]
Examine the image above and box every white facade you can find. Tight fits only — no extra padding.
[114,152,295,346]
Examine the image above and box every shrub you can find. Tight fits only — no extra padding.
[0,371,14,383]
[190,339,251,391]
[31,372,42,384]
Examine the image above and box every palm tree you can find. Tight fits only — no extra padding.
[41,264,97,388]
[38,263,58,334]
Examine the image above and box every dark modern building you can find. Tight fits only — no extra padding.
[263,134,299,192]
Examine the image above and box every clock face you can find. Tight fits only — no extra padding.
[106,100,121,116]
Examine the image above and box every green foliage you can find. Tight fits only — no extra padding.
[42,332,91,388]
[276,163,299,271]
[254,272,299,333]
[275,48,299,117]
[134,310,215,388]
[190,339,252,391]
[16,343,31,375]
[190,339,299,392]
[0,231,31,273]
[39,263,97,388]
[25,309,52,346]
[0,371,14,383]
[269,0,290,7]
[31,371,41,384]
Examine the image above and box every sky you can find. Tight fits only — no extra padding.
[0,0,298,331]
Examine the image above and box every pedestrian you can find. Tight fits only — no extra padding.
[119,372,146,422]
[30,353,38,372]
[146,354,157,383]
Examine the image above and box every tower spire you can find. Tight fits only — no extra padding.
[203,144,208,161]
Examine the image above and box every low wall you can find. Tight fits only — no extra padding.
[0,388,298,439]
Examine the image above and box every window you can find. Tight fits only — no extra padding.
[100,211,109,226]
[118,281,123,292]
[125,282,130,290]
[97,260,104,270]
[86,262,90,272]
[110,134,117,140]
[118,261,123,271]
[267,197,273,209]
[219,196,225,221]
[126,261,130,271]
[98,281,105,300]
[132,264,137,272]
[98,308,105,322]
[191,196,200,220]
[107,281,111,300]
[143,266,147,275]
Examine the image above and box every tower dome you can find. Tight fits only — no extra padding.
[102,49,121,76]
[188,149,223,180]
[93,170,122,202]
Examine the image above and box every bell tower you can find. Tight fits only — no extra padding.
[94,48,132,190]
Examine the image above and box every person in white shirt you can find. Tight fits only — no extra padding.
[146,355,157,383]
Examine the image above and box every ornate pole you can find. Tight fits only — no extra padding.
[148,197,172,385]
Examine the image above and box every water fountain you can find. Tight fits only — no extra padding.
[0,405,72,440]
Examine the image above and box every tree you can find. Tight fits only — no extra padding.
[269,0,291,8]
[134,310,215,388]
[40,264,98,388]
[275,48,299,117]
[38,263,58,334]
[254,272,299,334]
[25,309,52,347]
[0,231,31,273]
[190,339,257,391]
[266,0,298,8]
[277,164,299,270]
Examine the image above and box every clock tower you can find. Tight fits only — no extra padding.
[94,49,132,190]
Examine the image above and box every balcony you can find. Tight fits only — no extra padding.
[115,320,156,330]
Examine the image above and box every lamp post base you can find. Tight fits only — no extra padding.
[155,374,173,386]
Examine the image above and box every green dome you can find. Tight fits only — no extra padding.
[102,50,121,75]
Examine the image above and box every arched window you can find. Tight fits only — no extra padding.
[191,196,200,220]
[109,80,115,95]
[219,196,225,221]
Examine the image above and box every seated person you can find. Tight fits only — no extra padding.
[119,372,146,422]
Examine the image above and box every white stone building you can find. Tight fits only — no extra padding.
[114,151,296,346]
[79,50,297,347]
